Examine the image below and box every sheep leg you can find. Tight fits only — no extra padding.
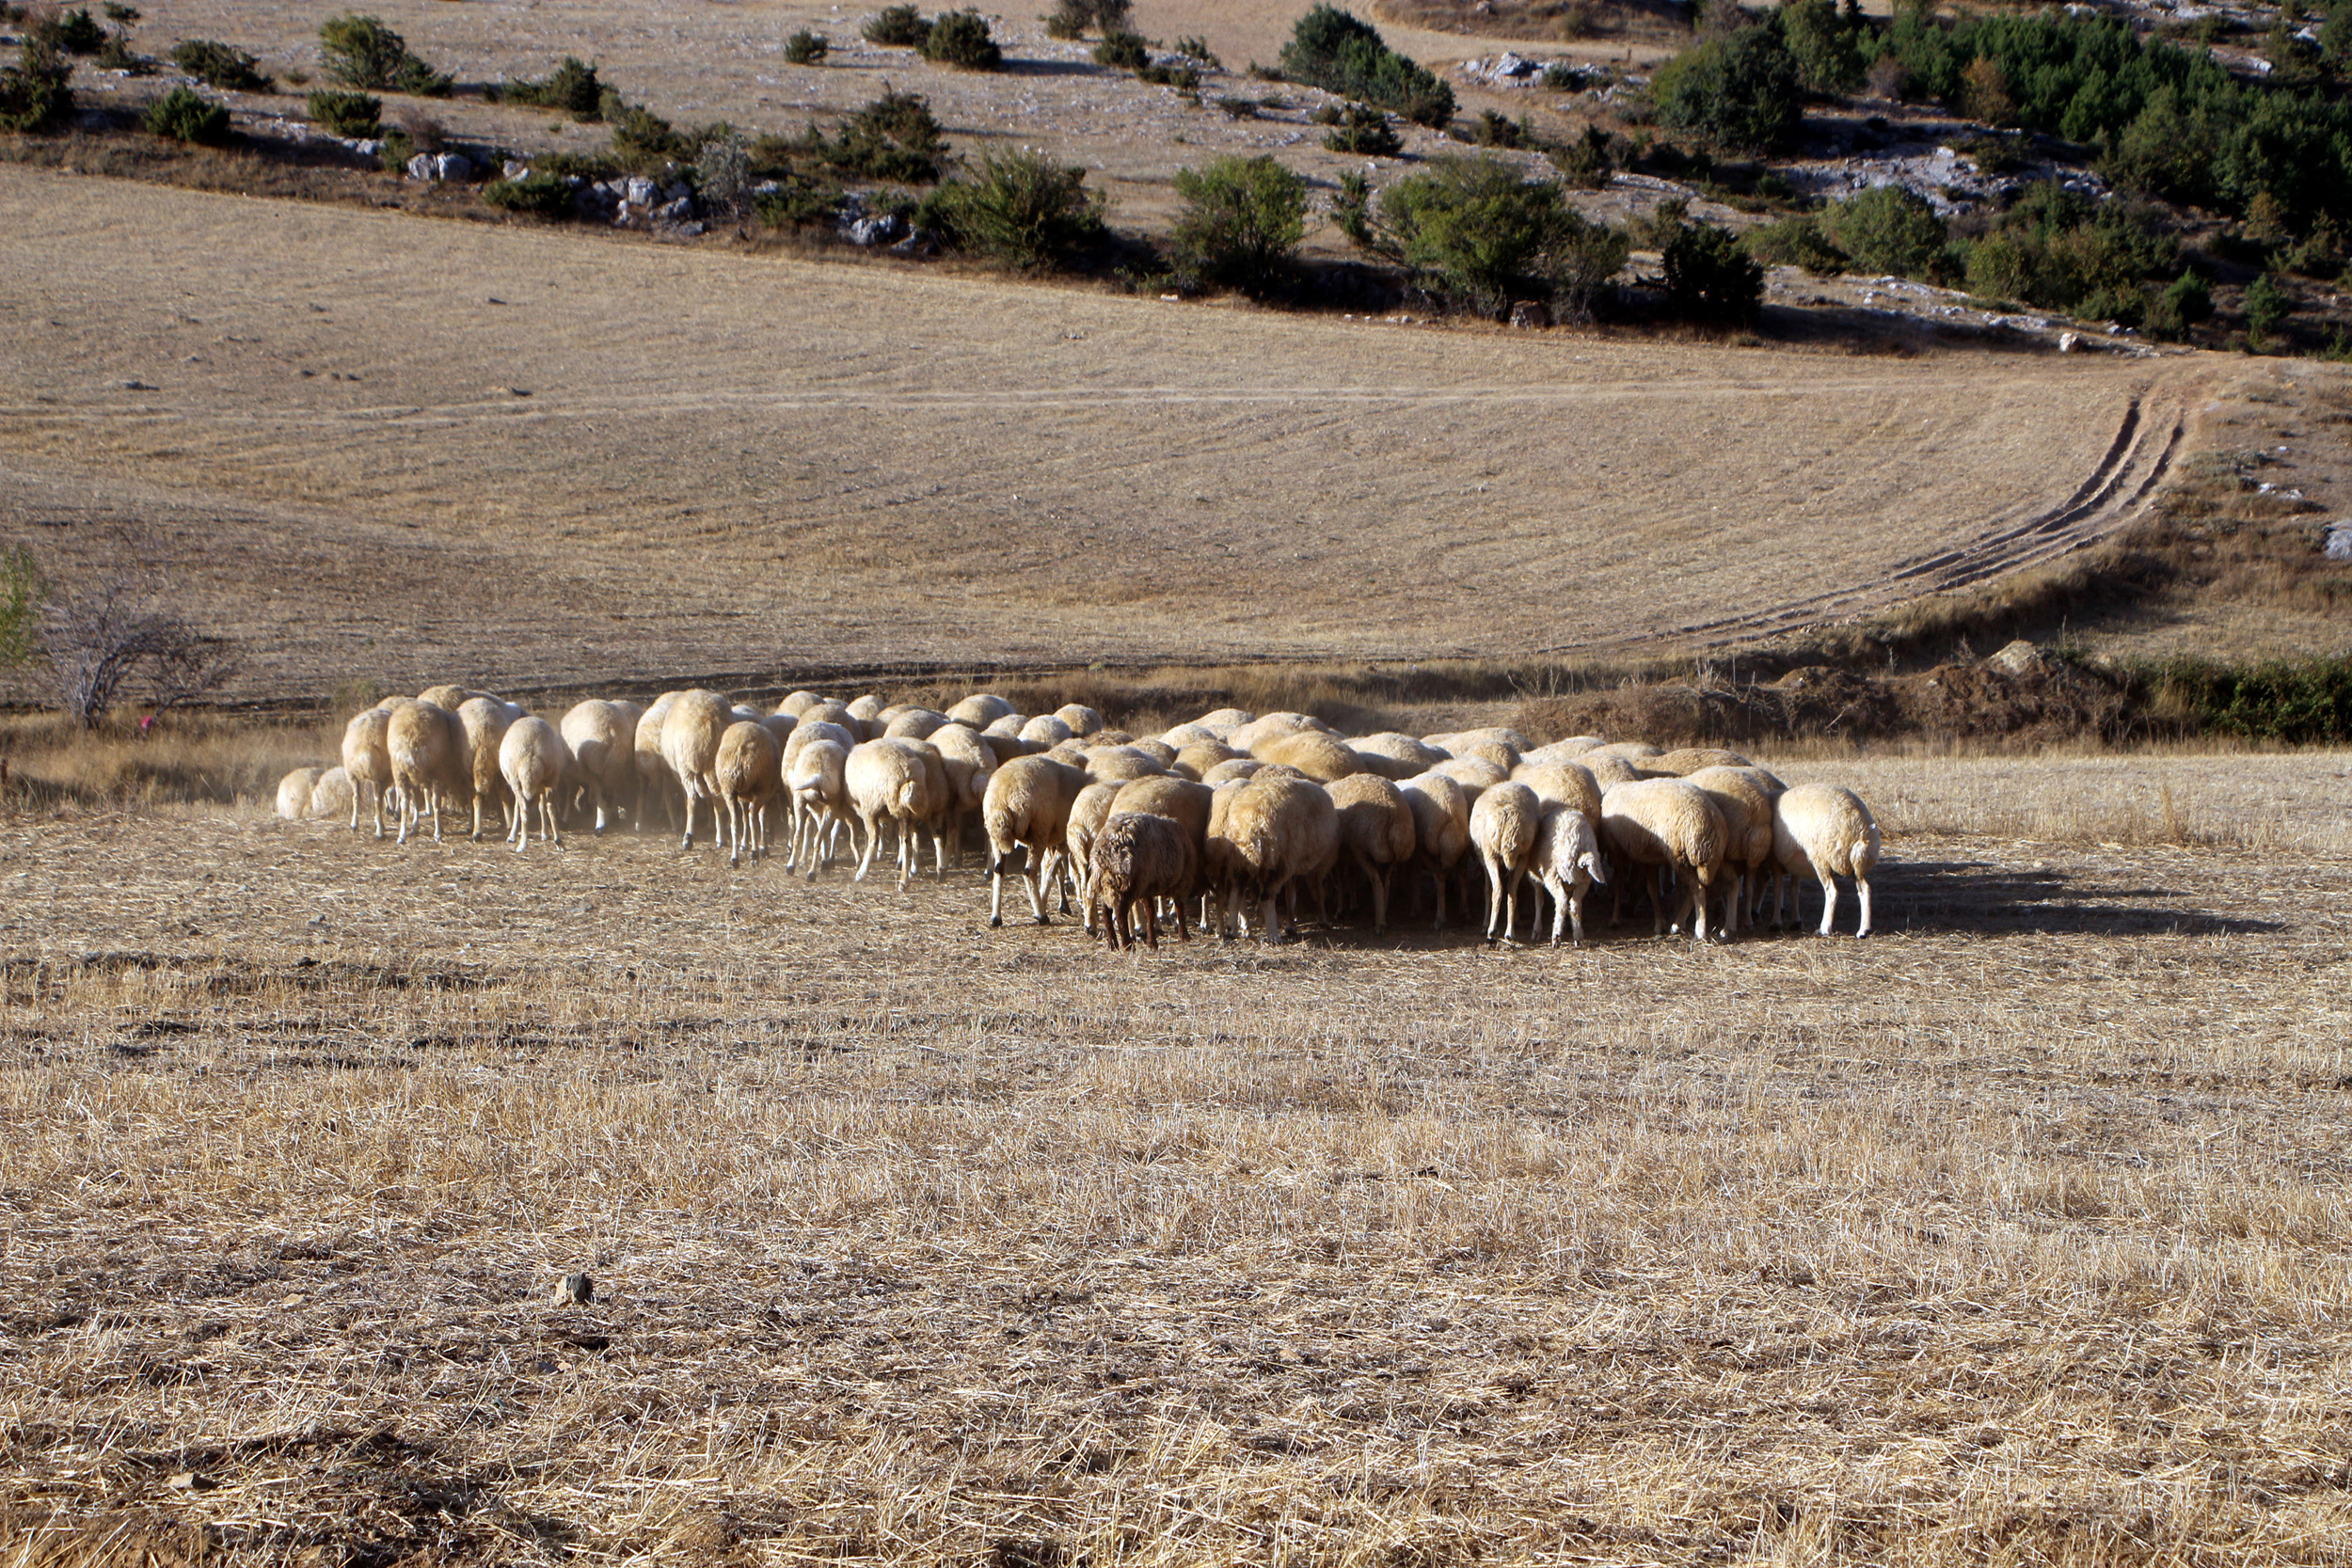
[727,797,745,870]
[1814,859,1839,938]
[987,845,1011,927]
[1429,861,1447,931]
[1855,874,1872,939]
[1503,865,1524,945]
[1482,852,1505,942]
[853,810,881,882]
[545,794,563,848]
[1141,895,1161,952]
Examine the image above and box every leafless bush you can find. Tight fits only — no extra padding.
[40,534,239,728]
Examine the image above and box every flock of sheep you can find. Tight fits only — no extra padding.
[275,684,1883,947]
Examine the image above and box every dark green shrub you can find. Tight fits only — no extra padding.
[1215,94,1259,118]
[1093,30,1149,69]
[169,39,269,91]
[2145,656,2352,743]
[377,125,413,171]
[0,40,74,134]
[1742,213,1846,273]
[318,13,451,96]
[920,11,1002,70]
[788,89,952,182]
[538,150,618,182]
[1820,184,1948,278]
[756,174,847,229]
[2152,268,2212,338]
[1137,58,1199,88]
[494,56,604,119]
[1174,35,1219,66]
[864,5,933,46]
[1321,101,1400,155]
[2243,270,2290,347]
[920,147,1104,266]
[1961,182,2180,320]
[1661,216,1765,324]
[784,30,829,64]
[484,171,576,217]
[1341,154,1630,320]
[1279,5,1452,128]
[306,87,380,137]
[1548,123,1616,188]
[144,84,230,144]
[1653,24,1804,155]
[94,29,151,73]
[1043,0,1130,39]
[1171,153,1306,292]
[36,7,105,54]
[610,104,686,167]
[1776,0,1863,96]
[1469,108,1524,147]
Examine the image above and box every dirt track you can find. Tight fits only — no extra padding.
[0,167,2216,697]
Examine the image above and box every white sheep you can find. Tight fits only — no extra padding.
[982,755,1089,926]
[884,708,950,740]
[1255,729,1365,783]
[776,689,823,719]
[786,736,850,877]
[926,723,998,865]
[1684,766,1777,938]
[308,766,356,823]
[1470,781,1540,943]
[844,738,939,889]
[1019,713,1075,750]
[1396,770,1470,929]
[1600,779,1728,942]
[1326,773,1417,935]
[1655,746,1755,776]
[416,683,475,713]
[845,693,885,727]
[276,766,325,820]
[561,700,638,832]
[1208,771,1336,943]
[1519,736,1607,765]
[1350,733,1449,781]
[659,689,735,851]
[1054,703,1106,737]
[456,696,516,842]
[1527,805,1606,947]
[388,700,471,846]
[340,705,397,837]
[716,720,784,867]
[1772,784,1881,938]
[947,692,1016,728]
[1513,761,1602,823]
[501,716,572,853]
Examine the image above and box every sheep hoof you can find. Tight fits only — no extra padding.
[988,914,1004,928]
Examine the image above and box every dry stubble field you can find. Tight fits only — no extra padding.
[4,748,2351,1565]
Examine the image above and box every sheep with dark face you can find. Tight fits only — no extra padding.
[1089,811,1197,951]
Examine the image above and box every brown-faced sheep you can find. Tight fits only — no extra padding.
[501,716,572,854]
[1528,806,1607,947]
[1101,774,1215,930]
[1089,812,1197,951]
[660,689,735,851]
[341,705,397,837]
[1470,781,1541,943]
[1326,774,1417,934]
[276,766,325,820]
[715,720,784,867]
[1600,779,1728,942]
[844,738,939,890]
[982,755,1090,926]
[1771,784,1881,938]
[561,700,638,832]
[388,701,471,846]
[1397,770,1471,929]
[1210,772,1337,943]
[456,697,515,842]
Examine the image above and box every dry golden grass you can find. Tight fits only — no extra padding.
[5,747,2352,1564]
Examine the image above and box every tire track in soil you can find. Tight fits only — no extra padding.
[1572,381,2194,655]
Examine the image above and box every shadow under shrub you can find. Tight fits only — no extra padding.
[918,147,1104,266]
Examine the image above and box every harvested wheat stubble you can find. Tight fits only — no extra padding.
[0,167,2202,699]
[3,763,2351,1563]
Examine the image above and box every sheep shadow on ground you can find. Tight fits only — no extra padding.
[1867,858,2285,939]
